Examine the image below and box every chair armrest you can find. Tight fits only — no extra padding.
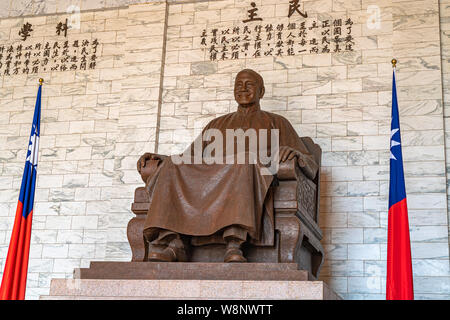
[277,158,298,180]
[277,152,319,181]
[131,187,151,215]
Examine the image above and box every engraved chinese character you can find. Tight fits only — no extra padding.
[231,44,240,60]
[231,35,240,43]
[344,34,355,51]
[254,24,262,56]
[333,35,341,52]
[80,55,87,70]
[309,21,319,30]
[56,18,69,37]
[333,19,342,27]
[211,28,218,45]
[243,2,263,23]
[287,39,295,56]
[23,57,30,74]
[265,24,273,41]
[288,0,307,18]
[15,44,22,60]
[220,44,228,60]
[31,59,39,73]
[264,48,273,56]
[220,36,229,45]
[201,29,207,46]
[19,22,33,41]
[209,45,218,61]
[345,18,353,35]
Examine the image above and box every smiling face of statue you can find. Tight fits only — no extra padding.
[234,70,265,108]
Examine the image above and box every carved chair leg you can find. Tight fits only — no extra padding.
[276,213,302,263]
[127,214,147,262]
[311,241,324,278]
[300,230,325,278]
[276,213,324,278]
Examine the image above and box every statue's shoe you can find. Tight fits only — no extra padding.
[224,248,247,263]
[148,247,176,262]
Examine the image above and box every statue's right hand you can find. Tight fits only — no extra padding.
[137,153,164,174]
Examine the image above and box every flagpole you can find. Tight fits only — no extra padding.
[17,77,44,299]
[0,78,43,300]
[386,58,414,300]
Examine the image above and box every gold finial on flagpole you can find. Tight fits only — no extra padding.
[391,58,397,68]
[39,78,44,86]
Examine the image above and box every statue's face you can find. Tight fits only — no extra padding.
[234,71,264,106]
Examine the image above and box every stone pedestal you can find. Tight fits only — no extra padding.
[39,262,341,300]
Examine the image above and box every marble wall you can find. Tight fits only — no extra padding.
[0,0,449,299]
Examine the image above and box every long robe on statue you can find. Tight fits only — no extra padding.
[143,104,318,246]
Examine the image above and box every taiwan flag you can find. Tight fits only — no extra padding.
[386,68,414,300]
[0,81,42,300]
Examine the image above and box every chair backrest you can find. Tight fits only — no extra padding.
[300,137,321,167]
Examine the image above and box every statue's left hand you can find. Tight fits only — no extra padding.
[278,146,306,167]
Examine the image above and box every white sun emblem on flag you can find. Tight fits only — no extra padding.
[390,128,400,160]
[26,125,39,167]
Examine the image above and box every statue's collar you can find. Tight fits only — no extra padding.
[237,104,260,115]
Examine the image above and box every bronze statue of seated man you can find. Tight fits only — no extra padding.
[137,69,318,263]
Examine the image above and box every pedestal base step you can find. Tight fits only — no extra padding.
[74,262,314,281]
[41,279,341,300]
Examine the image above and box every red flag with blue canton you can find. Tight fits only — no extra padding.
[386,68,414,300]
[0,82,42,300]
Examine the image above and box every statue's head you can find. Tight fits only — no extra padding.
[234,69,265,107]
